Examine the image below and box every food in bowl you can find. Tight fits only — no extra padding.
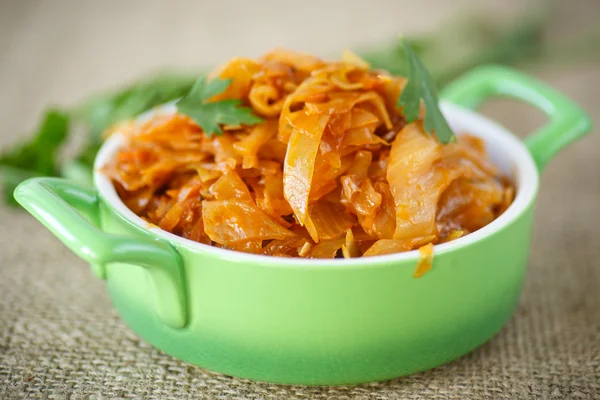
[103,49,514,259]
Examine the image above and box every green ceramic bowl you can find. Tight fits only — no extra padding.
[14,66,591,385]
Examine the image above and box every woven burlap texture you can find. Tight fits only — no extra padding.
[1,1,599,399]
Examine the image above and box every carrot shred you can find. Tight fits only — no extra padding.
[414,243,435,278]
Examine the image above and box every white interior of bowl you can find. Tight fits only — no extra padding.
[93,101,539,266]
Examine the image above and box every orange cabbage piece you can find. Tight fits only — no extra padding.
[234,120,278,169]
[308,237,346,258]
[202,200,295,244]
[386,123,463,240]
[306,199,356,242]
[363,236,436,257]
[283,112,330,226]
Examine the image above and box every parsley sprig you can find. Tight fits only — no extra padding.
[176,77,263,136]
[397,41,455,144]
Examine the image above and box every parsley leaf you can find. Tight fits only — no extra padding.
[397,41,455,144]
[176,77,263,136]
[0,110,69,205]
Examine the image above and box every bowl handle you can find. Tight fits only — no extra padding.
[13,177,188,328]
[441,65,592,171]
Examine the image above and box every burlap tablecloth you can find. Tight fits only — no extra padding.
[1,1,599,399]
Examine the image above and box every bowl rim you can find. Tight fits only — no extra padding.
[93,101,539,267]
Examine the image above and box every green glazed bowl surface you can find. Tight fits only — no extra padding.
[14,66,592,385]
